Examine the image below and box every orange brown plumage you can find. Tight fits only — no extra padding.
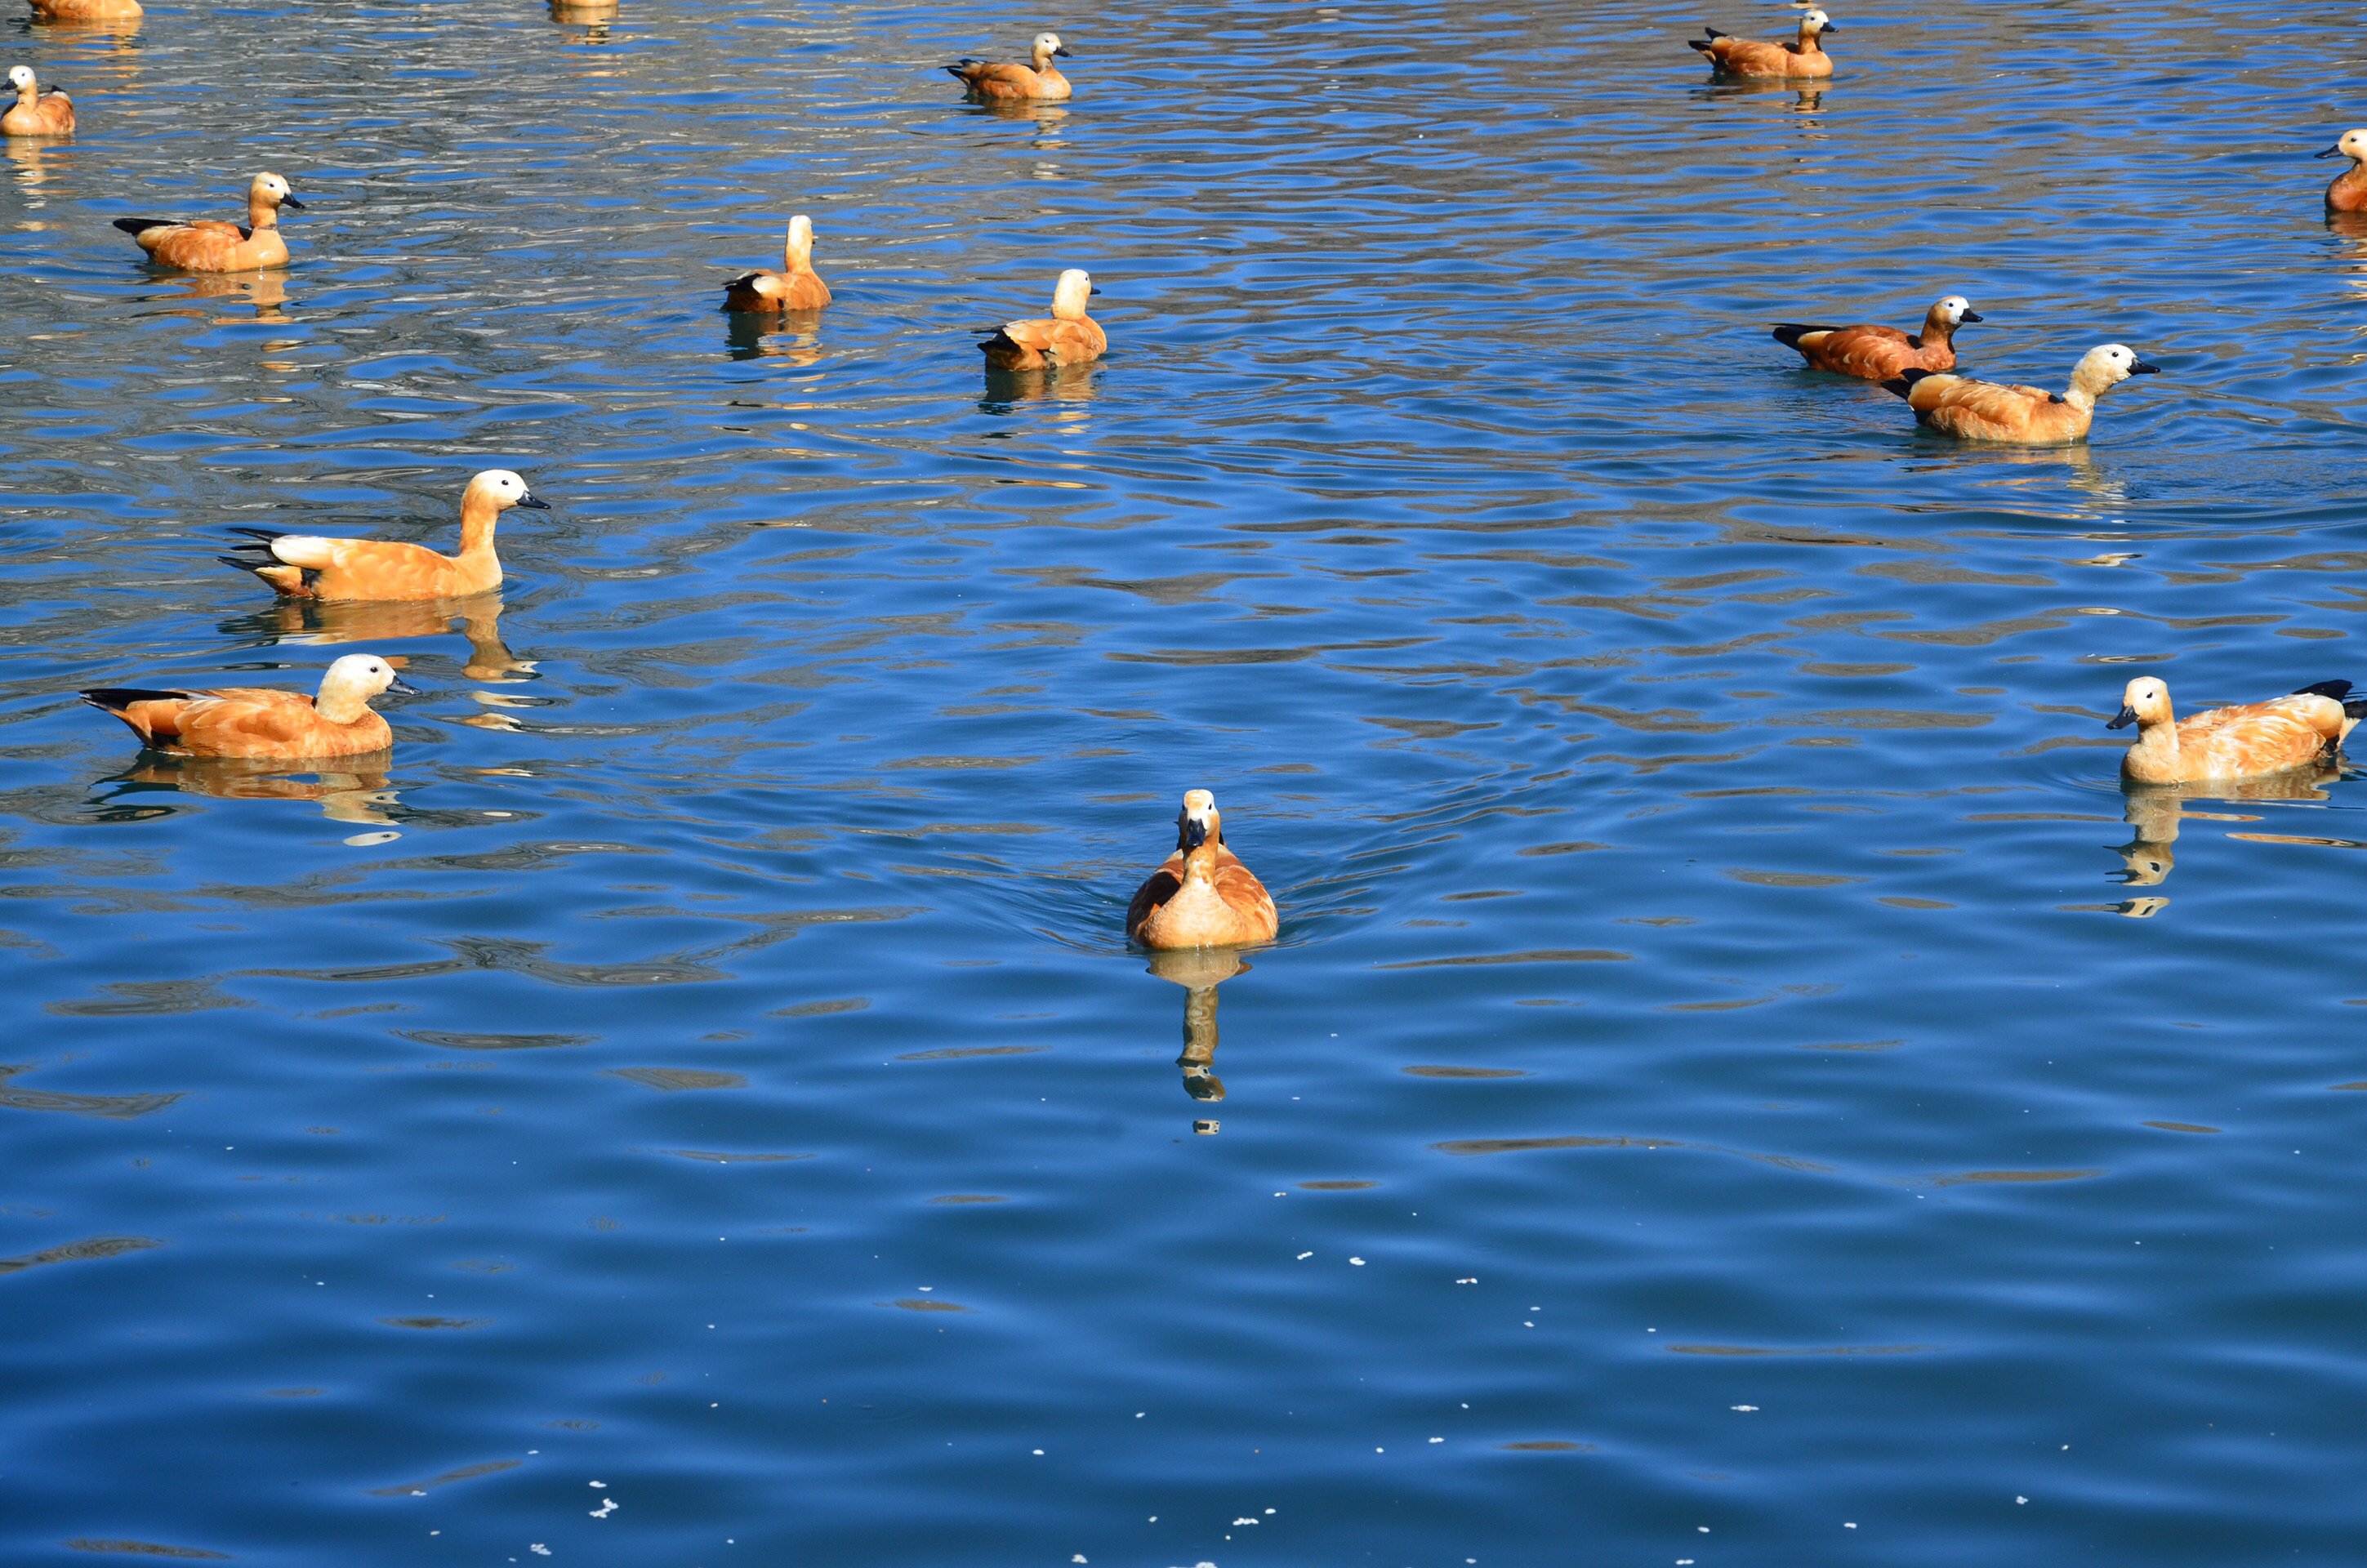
[3,65,75,136]
[979,268,1104,370]
[945,31,1073,101]
[1127,790,1280,950]
[80,654,413,760]
[1688,10,1834,78]
[1772,296,1981,381]
[27,0,142,19]
[2109,676,2364,785]
[1883,343,2159,446]
[113,172,305,272]
[221,470,547,603]
[2316,128,2367,213]
[722,214,831,314]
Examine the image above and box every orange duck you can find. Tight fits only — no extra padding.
[945,31,1073,101]
[4,65,75,136]
[1689,9,1834,78]
[722,214,831,313]
[979,268,1103,370]
[2316,128,2367,213]
[81,654,413,760]
[1126,790,1279,950]
[221,470,547,602]
[2108,676,2365,784]
[114,172,305,272]
[1772,295,1981,381]
[27,0,142,20]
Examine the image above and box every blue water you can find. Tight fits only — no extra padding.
[4,0,2367,1562]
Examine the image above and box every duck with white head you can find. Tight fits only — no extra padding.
[1126,790,1280,951]
[2316,128,2367,213]
[1689,9,1835,78]
[79,654,416,760]
[3,65,75,136]
[221,470,549,602]
[945,31,1074,101]
[1884,343,2160,445]
[2108,675,2364,785]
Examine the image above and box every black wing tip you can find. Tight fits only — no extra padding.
[1688,38,1714,53]
[1703,24,1728,38]
[1770,323,1839,348]
[226,526,287,541]
[2292,679,2355,700]
[111,217,174,235]
[80,687,189,710]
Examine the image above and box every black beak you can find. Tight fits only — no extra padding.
[1182,817,1208,850]
[515,492,551,510]
[279,196,307,211]
[2130,361,2161,375]
[1054,44,1072,56]
[1089,285,1102,295]
[1815,24,1834,34]
[1959,310,1984,323]
[2106,706,2137,731]
[386,675,419,697]
[2316,145,2343,159]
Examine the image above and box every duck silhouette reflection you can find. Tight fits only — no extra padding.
[97,753,398,826]
[226,594,534,684]
[548,0,618,38]
[2112,764,2344,906]
[979,361,1096,419]
[1142,947,1250,1107]
[724,311,826,364]
[145,269,290,324]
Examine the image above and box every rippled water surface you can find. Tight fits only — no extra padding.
[6,0,2367,1561]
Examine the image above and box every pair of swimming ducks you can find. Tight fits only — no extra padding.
[1772,296,2160,446]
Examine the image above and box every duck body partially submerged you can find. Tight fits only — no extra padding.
[2110,676,2364,784]
[80,654,412,760]
[1127,790,1279,950]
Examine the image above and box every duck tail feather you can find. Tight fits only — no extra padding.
[111,217,179,236]
[2290,679,2353,701]
[225,527,288,543]
[1771,323,1840,349]
[1687,37,1714,53]
[1702,24,1728,38]
[80,687,189,712]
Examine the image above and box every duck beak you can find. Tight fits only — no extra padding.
[1813,23,1834,33]
[1054,44,1073,56]
[1089,285,1102,295]
[387,675,419,697]
[2316,145,2343,159]
[2106,706,2137,730]
[1182,817,1208,850]
[279,195,307,211]
[1959,310,1984,323]
[515,492,551,510]
[2129,361,2161,375]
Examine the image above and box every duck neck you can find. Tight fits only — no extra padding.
[2126,710,2180,773]
[1032,44,1058,72]
[457,494,503,561]
[1795,21,1822,51]
[12,81,36,110]
[315,679,370,726]
[248,195,279,232]
[1921,310,1956,346]
[2062,377,2102,412]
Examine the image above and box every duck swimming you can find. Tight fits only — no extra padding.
[1884,343,2159,445]
[2108,676,2364,784]
[221,470,547,603]
[722,214,831,313]
[27,0,142,20]
[1772,296,1981,381]
[1689,10,1835,78]
[80,654,412,760]
[114,172,304,272]
[979,268,1104,370]
[3,65,74,136]
[945,31,1073,100]
[2316,128,2367,213]
[1127,790,1280,950]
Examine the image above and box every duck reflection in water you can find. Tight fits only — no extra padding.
[147,269,289,324]
[98,753,399,826]
[227,594,534,684]
[1143,947,1250,1106]
[2111,764,2344,911]
[979,360,1095,425]
[548,0,618,38]
[724,311,826,365]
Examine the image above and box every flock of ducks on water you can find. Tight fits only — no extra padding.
[9,8,2366,953]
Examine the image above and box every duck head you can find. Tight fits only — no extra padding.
[1032,31,1072,61]
[2071,343,2160,397]
[1937,294,1981,326]
[466,469,551,514]
[1050,268,1095,319]
[2106,676,2172,731]
[251,171,305,214]
[2315,128,2367,164]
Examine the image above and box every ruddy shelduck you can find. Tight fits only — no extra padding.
[3,65,74,136]
[80,654,414,760]
[2316,128,2367,213]
[722,215,831,313]
[27,0,141,19]
[2108,676,2364,785]
[1126,790,1280,950]
[114,172,305,272]
[1689,10,1835,78]
[221,470,548,603]
[1772,296,1981,380]
[1884,343,2159,445]
[945,31,1073,101]
[979,269,1104,370]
